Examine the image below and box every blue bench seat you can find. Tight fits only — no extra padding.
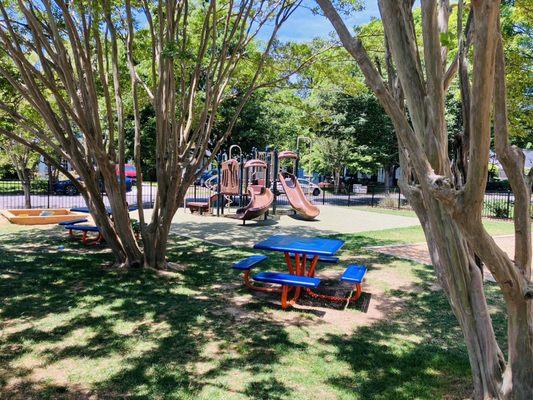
[232,255,268,270]
[253,272,320,288]
[64,224,100,232]
[289,253,339,264]
[57,218,88,226]
[340,265,367,284]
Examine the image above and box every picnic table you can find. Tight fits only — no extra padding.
[251,235,355,308]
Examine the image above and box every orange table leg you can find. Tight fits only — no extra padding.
[281,285,302,310]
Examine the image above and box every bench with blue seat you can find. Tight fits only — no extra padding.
[57,218,88,226]
[339,265,367,302]
[232,255,267,270]
[232,255,271,292]
[252,271,321,310]
[253,272,320,288]
[63,224,103,245]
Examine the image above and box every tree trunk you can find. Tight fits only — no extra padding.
[407,188,506,399]
[333,169,341,194]
[383,165,395,193]
[316,0,532,397]
[142,216,172,269]
[15,167,31,209]
[427,210,504,399]
[82,174,143,268]
[21,171,31,209]
[503,298,533,398]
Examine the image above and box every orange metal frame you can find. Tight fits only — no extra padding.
[287,252,363,304]
[239,250,364,310]
[68,229,104,246]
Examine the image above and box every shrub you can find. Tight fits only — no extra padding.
[379,195,397,208]
[486,200,510,219]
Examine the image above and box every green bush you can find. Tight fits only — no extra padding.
[485,200,510,219]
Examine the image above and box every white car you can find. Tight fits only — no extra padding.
[275,177,322,197]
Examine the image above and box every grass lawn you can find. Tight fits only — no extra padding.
[0,220,508,399]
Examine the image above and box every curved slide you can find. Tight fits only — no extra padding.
[278,172,320,220]
[235,185,273,223]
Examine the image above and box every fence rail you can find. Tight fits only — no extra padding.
[0,179,530,221]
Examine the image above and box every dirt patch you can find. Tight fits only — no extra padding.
[366,234,530,283]
[0,213,9,226]
[224,264,421,335]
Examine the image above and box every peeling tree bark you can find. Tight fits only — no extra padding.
[316,0,532,398]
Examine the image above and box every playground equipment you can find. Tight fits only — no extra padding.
[1,208,86,225]
[235,159,274,224]
[277,150,320,220]
[187,193,223,215]
[187,144,318,222]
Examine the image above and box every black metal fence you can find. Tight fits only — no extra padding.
[0,179,157,210]
[1,179,530,221]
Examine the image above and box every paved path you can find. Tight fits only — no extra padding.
[367,234,528,281]
[136,205,420,247]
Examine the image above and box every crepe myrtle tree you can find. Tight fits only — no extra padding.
[0,0,300,268]
[317,0,531,398]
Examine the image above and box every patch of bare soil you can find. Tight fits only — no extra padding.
[223,266,419,335]
[0,213,9,226]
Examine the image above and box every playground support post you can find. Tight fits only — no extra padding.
[272,149,278,215]
[216,153,222,217]
[264,147,271,220]
[295,150,299,177]
[239,154,244,207]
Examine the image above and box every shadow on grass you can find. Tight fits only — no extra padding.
[0,227,506,399]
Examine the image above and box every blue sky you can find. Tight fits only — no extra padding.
[264,0,420,43]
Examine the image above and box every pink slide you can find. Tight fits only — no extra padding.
[235,185,274,222]
[278,172,320,220]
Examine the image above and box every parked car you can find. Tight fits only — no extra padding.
[54,177,133,196]
[115,164,138,183]
[276,177,321,196]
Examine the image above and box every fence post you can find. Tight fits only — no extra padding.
[322,187,325,205]
[47,162,52,209]
[272,149,278,215]
[371,186,375,207]
[398,188,401,209]
[216,153,222,217]
[194,183,197,202]
[506,189,511,219]
[347,189,351,207]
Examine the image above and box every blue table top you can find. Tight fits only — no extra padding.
[71,205,138,214]
[253,235,344,256]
